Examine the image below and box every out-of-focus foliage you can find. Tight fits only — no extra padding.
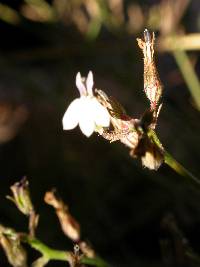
[0,0,191,38]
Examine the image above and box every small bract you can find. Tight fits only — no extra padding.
[62,71,110,137]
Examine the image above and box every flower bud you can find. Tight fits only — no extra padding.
[141,139,164,170]
[7,177,33,216]
[44,191,80,242]
[79,241,95,258]
[0,225,27,267]
[132,135,164,170]
[137,29,163,110]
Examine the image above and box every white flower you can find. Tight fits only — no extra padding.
[62,71,110,137]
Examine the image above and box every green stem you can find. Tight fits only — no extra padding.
[148,129,200,186]
[173,50,200,110]
[164,151,200,186]
[22,235,109,267]
[23,235,70,261]
[81,256,109,267]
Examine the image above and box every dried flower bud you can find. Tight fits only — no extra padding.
[7,177,34,216]
[137,29,162,110]
[29,211,39,237]
[141,139,164,170]
[79,241,95,258]
[141,147,163,170]
[0,225,27,267]
[44,191,80,242]
[7,178,38,236]
[96,89,141,148]
[96,80,164,170]
[131,135,164,170]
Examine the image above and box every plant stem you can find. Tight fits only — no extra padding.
[23,235,70,261]
[81,256,110,267]
[164,151,200,186]
[22,235,109,267]
[148,129,200,186]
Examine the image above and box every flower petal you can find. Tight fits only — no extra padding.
[91,98,110,127]
[78,97,95,137]
[79,117,95,137]
[76,72,86,96]
[86,71,94,96]
[62,98,80,130]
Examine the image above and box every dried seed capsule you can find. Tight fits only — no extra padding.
[137,29,163,111]
[44,191,80,242]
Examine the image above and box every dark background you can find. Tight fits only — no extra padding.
[0,0,200,266]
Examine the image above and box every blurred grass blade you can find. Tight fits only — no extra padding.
[86,18,102,40]
[159,34,200,51]
[173,50,200,110]
[23,0,57,22]
[0,3,20,24]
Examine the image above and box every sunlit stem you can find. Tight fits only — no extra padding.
[148,129,200,186]
[22,235,109,267]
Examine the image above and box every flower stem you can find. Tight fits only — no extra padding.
[148,129,200,186]
[22,235,70,261]
[164,151,200,186]
[22,235,109,267]
[81,256,110,267]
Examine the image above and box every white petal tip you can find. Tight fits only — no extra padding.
[86,71,94,95]
[76,72,86,96]
[80,125,94,137]
[76,72,81,80]
[84,132,93,138]
[88,71,93,79]
[62,119,76,131]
